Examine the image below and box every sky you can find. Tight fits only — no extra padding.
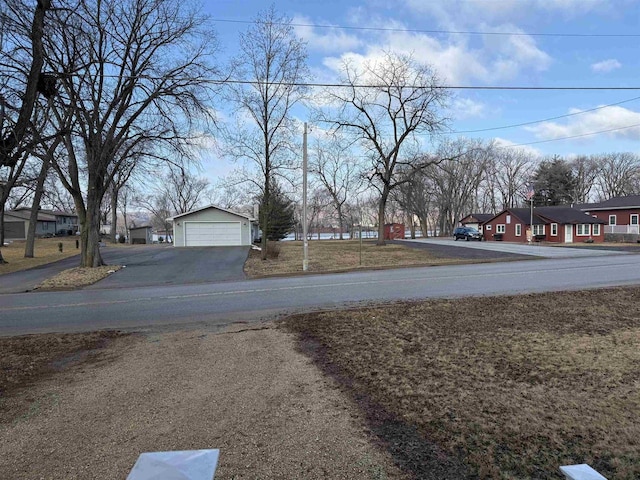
[198,0,640,182]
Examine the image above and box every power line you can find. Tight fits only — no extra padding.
[56,71,640,91]
[211,18,640,38]
[448,96,640,135]
[216,78,640,90]
[497,122,640,149]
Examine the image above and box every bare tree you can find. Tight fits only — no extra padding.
[44,0,219,266]
[593,153,640,200]
[310,135,363,239]
[428,138,493,235]
[489,147,536,210]
[571,155,600,204]
[0,0,53,263]
[157,166,210,214]
[225,6,308,259]
[317,51,449,245]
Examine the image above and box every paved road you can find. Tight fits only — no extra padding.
[402,238,628,257]
[2,253,640,336]
[0,245,248,293]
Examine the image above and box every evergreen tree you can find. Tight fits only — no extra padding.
[532,156,577,206]
[260,181,295,241]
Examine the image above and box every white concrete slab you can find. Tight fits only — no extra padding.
[127,449,220,480]
[401,238,628,258]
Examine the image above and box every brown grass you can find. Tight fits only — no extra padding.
[0,237,82,274]
[284,287,640,479]
[245,240,466,277]
[35,265,123,290]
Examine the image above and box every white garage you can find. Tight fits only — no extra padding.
[169,205,257,247]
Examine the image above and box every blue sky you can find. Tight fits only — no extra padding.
[200,0,640,181]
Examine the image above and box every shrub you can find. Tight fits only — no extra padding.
[266,242,281,259]
[118,235,126,244]
[158,236,164,243]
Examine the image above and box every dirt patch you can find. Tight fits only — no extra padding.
[283,287,640,479]
[244,239,514,278]
[0,325,408,480]
[35,265,123,290]
[0,331,126,421]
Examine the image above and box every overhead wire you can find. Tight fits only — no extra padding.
[210,18,640,38]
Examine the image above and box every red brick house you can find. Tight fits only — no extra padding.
[578,195,640,235]
[483,206,605,243]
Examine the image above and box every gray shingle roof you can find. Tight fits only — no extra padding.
[578,195,640,210]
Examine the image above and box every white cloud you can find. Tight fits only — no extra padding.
[494,137,542,157]
[320,22,550,85]
[525,106,640,141]
[591,59,622,73]
[293,15,362,53]
[404,0,613,25]
[452,97,485,119]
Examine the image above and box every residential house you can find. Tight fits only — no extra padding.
[483,206,605,243]
[3,209,57,240]
[459,213,494,232]
[578,195,640,238]
[12,207,78,236]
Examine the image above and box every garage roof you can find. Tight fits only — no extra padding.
[167,204,255,221]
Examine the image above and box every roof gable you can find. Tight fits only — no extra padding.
[168,204,254,221]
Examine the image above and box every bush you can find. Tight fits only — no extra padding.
[118,235,126,244]
[266,242,281,259]
[158,236,164,243]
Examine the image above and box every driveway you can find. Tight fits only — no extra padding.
[400,238,629,258]
[0,245,249,293]
[86,245,249,289]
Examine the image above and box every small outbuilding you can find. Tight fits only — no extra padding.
[383,223,405,240]
[169,205,256,247]
[129,225,153,244]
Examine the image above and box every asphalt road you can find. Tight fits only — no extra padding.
[0,245,249,293]
[2,253,640,336]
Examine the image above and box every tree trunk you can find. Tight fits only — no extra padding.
[0,205,5,246]
[0,208,6,264]
[376,190,389,246]
[110,184,118,243]
[260,182,269,261]
[25,157,50,258]
[337,204,344,240]
[79,186,105,267]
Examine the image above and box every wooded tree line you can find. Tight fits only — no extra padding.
[2,1,640,267]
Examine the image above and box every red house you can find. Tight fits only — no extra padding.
[578,195,640,235]
[483,206,605,243]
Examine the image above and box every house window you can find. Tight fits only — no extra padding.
[506,215,511,224]
[532,224,545,236]
[576,224,591,236]
[593,224,600,236]
[609,215,616,225]
[631,214,639,225]
[551,223,558,236]
[496,224,505,234]
[485,224,492,231]
[515,224,521,236]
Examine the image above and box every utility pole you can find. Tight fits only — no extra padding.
[302,122,308,271]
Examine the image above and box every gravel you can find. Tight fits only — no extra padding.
[0,324,408,480]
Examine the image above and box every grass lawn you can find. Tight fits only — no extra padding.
[245,239,473,277]
[0,237,82,274]
[284,287,640,479]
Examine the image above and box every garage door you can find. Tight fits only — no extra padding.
[184,222,242,246]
